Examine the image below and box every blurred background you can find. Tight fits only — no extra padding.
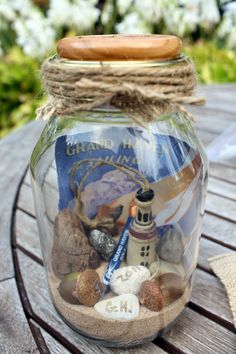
[0,0,236,137]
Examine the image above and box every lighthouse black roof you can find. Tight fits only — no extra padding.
[136,188,154,202]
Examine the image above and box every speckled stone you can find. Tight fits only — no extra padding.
[90,229,117,261]
[73,269,105,307]
[139,281,165,312]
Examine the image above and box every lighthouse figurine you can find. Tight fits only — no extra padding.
[126,188,157,267]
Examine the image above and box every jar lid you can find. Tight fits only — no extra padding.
[57,34,181,61]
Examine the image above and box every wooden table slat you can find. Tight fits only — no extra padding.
[0,278,39,354]
[162,308,236,354]
[29,320,73,354]
[0,121,43,282]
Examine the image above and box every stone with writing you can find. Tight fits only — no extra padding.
[94,294,140,320]
[110,265,150,295]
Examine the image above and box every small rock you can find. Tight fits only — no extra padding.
[94,294,140,320]
[139,281,164,312]
[149,259,160,276]
[58,272,80,304]
[157,226,183,264]
[73,269,105,306]
[90,229,117,261]
[158,259,185,278]
[110,265,150,295]
[154,273,186,305]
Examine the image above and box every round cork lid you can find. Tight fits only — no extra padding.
[57,34,181,61]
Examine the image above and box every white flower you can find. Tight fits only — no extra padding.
[117,0,133,15]
[0,1,15,21]
[198,0,220,30]
[70,0,100,32]
[116,12,151,34]
[217,4,236,49]
[101,0,113,25]
[134,0,163,23]
[48,0,100,32]
[14,10,56,58]
[47,0,73,28]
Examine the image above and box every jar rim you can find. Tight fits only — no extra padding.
[53,53,188,68]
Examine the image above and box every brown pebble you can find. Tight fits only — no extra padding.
[139,281,164,312]
[58,272,80,304]
[73,269,105,307]
[154,273,185,305]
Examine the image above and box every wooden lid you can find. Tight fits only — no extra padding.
[57,34,181,61]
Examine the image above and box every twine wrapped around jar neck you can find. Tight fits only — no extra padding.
[36,55,205,127]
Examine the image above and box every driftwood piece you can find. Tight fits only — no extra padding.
[51,209,101,277]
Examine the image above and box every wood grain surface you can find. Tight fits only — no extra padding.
[0,121,43,282]
[57,34,181,61]
[1,85,236,353]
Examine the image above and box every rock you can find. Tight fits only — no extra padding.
[149,259,160,276]
[110,265,150,295]
[89,229,117,261]
[52,209,101,277]
[158,260,185,278]
[156,225,183,264]
[58,272,80,304]
[139,281,165,312]
[154,273,186,305]
[94,294,140,320]
[73,269,105,307]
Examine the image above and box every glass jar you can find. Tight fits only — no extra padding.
[30,35,208,347]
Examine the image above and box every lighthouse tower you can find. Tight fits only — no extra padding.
[126,188,157,267]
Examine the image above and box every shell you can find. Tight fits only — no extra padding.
[73,269,105,307]
[139,280,164,312]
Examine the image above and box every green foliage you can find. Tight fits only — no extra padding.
[0,47,43,137]
[183,41,236,83]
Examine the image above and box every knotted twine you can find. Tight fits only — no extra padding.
[36,55,205,126]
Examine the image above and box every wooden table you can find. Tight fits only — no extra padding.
[0,84,236,354]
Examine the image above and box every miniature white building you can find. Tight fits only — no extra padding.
[126,189,157,267]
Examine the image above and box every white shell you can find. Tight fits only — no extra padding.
[94,294,140,320]
[110,265,150,295]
